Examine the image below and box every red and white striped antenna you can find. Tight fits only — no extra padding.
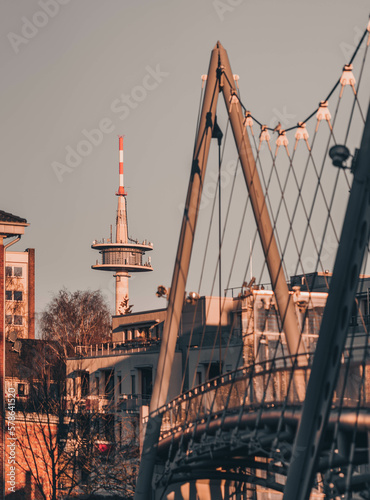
[116,135,127,196]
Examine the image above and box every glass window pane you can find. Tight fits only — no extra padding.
[5,291,12,301]
[5,267,12,277]
[14,315,23,325]
[14,291,22,301]
[14,267,22,277]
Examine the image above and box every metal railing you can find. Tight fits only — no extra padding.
[93,238,153,247]
[73,339,160,358]
[149,351,370,441]
[66,395,116,413]
[119,394,151,412]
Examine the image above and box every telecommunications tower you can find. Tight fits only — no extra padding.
[92,136,153,315]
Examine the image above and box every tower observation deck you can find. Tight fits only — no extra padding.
[92,136,153,315]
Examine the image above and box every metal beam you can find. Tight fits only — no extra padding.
[135,41,307,497]
[217,44,306,394]
[134,43,221,500]
[283,103,370,500]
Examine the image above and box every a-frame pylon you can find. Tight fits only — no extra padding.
[134,41,306,499]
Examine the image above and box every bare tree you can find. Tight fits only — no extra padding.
[6,339,138,500]
[40,290,112,358]
[5,340,80,500]
[73,413,139,499]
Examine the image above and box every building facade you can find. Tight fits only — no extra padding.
[1,210,30,498]
[5,248,35,341]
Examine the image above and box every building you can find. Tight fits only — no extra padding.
[66,295,240,461]
[66,272,370,497]
[5,249,35,341]
[4,337,62,500]
[65,283,329,468]
[0,210,31,499]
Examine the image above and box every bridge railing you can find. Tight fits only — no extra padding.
[152,354,310,440]
[150,348,370,441]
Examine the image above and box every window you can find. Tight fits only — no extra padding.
[266,306,280,332]
[14,267,22,277]
[14,291,23,301]
[117,375,122,394]
[207,362,222,381]
[81,372,89,398]
[5,267,12,277]
[255,307,267,332]
[140,368,152,397]
[5,315,12,325]
[18,383,25,396]
[131,374,136,395]
[5,291,12,301]
[95,376,99,396]
[14,316,23,326]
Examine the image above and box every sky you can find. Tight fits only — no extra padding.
[1,0,369,327]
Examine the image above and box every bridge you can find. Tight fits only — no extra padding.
[154,353,370,497]
[134,20,370,499]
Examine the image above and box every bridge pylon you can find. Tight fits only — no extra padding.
[134,41,308,500]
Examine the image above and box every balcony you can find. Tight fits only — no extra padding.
[66,396,116,414]
[91,240,153,273]
[119,394,151,413]
[73,339,160,358]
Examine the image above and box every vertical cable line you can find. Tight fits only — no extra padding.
[218,129,223,374]
[189,141,246,385]
[291,95,342,282]
[187,123,232,391]
[274,92,344,482]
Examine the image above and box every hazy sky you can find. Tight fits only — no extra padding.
[1,0,369,325]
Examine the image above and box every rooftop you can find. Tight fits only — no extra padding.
[0,210,27,224]
[0,210,29,238]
